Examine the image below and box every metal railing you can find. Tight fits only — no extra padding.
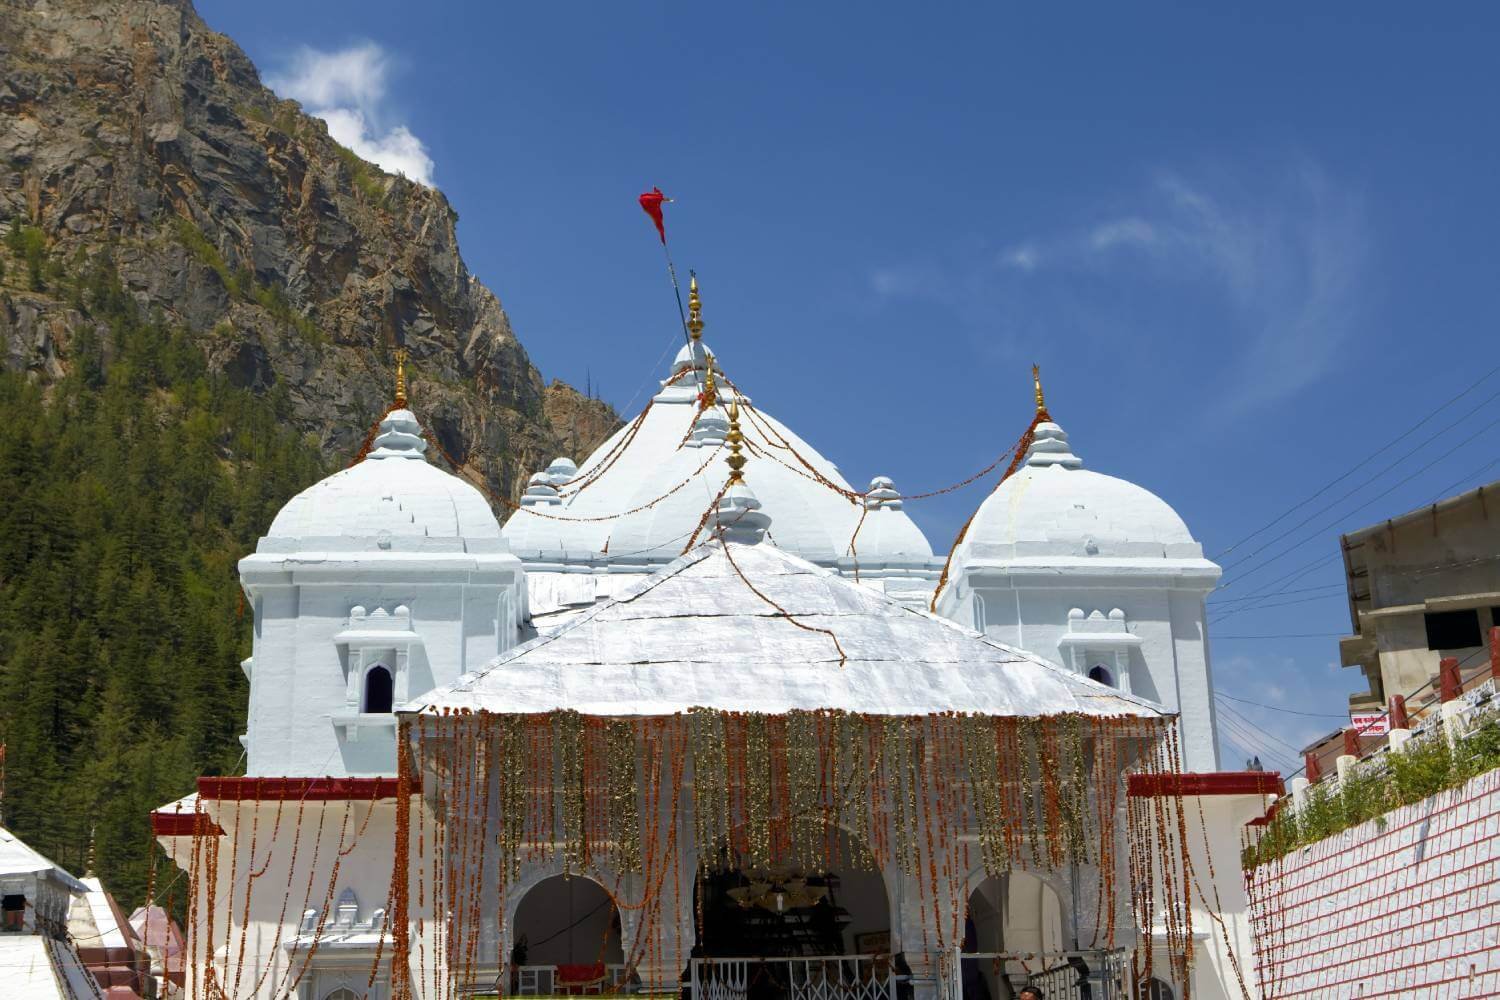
[956,949,1131,1000]
[691,955,903,1000]
[516,963,633,995]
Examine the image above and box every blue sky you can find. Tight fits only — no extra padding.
[198,1,1500,772]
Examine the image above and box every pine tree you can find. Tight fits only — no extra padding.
[0,254,329,905]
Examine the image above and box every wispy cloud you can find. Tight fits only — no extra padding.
[267,41,435,186]
[872,159,1369,414]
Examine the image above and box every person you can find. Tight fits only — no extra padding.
[1018,988,1044,1000]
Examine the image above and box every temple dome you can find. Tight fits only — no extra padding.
[502,341,933,571]
[264,408,502,547]
[959,421,1201,561]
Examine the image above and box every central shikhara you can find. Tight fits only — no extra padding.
[152,278,1273,1000]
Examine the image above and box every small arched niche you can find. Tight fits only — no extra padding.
[363,664,394,714]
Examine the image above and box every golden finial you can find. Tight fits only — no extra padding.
[702,358,718,409]
[687,272,704,341]
[1032,363,1049,419]
[394,347,409,407]
[726,397,746,485]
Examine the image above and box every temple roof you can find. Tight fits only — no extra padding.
[261,408,502,549]
[948,419,1219,577]
[0,826,85,891]
[501,340,935,573]
[411,539,1165,719]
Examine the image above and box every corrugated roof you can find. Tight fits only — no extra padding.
[414,540,1167,719]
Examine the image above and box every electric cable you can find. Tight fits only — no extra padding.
[1211,362,1500,561]
[1217,399,1500,584]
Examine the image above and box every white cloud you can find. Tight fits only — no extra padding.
[1000,244,1040,271]
[267,42,435,186]
[1088,216,1157,251]
[869,158,1368,414]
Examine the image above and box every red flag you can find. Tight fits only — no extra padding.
[638,187,670,244]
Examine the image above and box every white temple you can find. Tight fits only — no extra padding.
[153,279,1270,1000]
[506,281,1222,771]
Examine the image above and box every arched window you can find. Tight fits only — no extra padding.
[1088,664,1114,688]
[363,665,394,714]
[324,989,360,1000]
[1141,978,1175,1000]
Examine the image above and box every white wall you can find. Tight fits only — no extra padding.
[947,573,1220,771]
[241,558,523,778]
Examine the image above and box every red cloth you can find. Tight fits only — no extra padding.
[556,962,607,985]
[638,187,669,243]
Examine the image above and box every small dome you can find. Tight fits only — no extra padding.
[855,477,934,560]
[266,409,501,544]
[961,420,1198,558]
[672,339,723,376]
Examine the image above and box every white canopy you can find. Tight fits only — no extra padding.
[412,539,1166,719]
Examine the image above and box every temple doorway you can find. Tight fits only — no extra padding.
[512,875,628,995]
[692,829,896,1000]
[960,873,1064,1000]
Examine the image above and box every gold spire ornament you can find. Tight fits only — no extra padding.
[1032,363,1050,420]
[687,273,704,341]
[394,347,409,407]
[703,360,718,409]
[726,398,747,485]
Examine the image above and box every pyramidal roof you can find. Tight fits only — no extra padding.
[412,539,1165,719]
[0,826,85,892]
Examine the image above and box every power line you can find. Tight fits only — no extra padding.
[1209,553,1343,624]
[1208,593,1345,615]
[1218,393,1500,584]
[1215,715,1297,772]
[1213,632,1343,640]
[1262,645,1491,781]
[1423,455,1500,507]
[1211,362,1500,561]
[1215,691,1347,718]
[1216,699,1304,756]
[1209,584,1344,605]
[1213,425,1500,624]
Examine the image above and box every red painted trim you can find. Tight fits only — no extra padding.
[150,812,223,837]
[197,776,413,801]
[1128,770,1284,798]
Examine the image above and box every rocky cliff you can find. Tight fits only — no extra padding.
[0,0,616,499]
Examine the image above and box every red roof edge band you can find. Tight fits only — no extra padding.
[1128,771,1284,798]
[197,776,415,801]
[150,812,224,837]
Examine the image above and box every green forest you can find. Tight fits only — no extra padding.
[0,230,328,908]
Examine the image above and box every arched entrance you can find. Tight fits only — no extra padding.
[960,873,1064,1000]
[692,829,895,1000]
[511,875,627,995]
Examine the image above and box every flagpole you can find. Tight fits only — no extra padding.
[662,244,693,358]
[642,188,705,398]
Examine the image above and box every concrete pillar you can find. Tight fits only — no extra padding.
[1439,656,1462,703]
[1335,754,1358,783]
[1442,701,1468,746]
[1290,776,1310,809]
[1387,728,1413,753]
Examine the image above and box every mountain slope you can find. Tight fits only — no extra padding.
[0,0,615,495]
[0,0,619,902]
